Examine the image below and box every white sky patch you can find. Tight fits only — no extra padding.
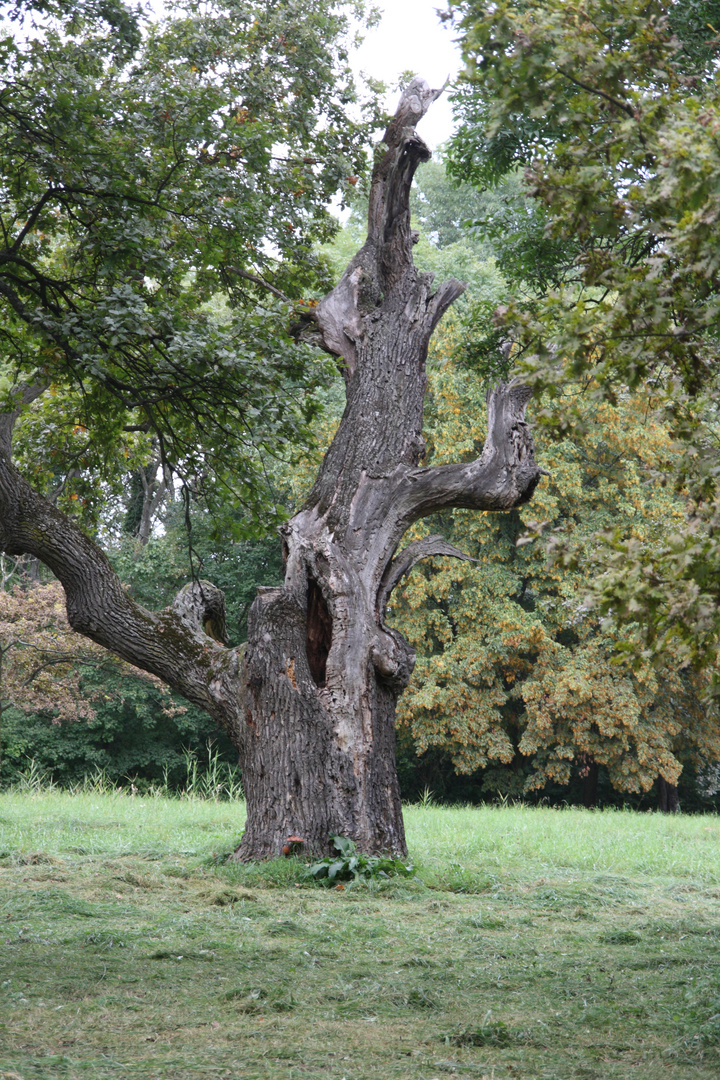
[352,0,463,150]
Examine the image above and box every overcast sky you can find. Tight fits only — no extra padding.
[351,0,463,149]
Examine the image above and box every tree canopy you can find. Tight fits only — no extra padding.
[0,0,377,527]
[446,0,720,682]
[393,327,719,801]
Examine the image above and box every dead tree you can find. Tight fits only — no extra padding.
[0,80,540,858]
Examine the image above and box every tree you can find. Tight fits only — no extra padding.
[447,0,720,389]
[0,579,165,770]
[393,345,720,807]
[1,0,376,530]
[445,0,720,680]
[0,582,102,749]
[0,71,542,857]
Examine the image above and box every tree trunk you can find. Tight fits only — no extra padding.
[239,587,407,857]
[0,80,541,860]
[235,79,541,859]
[135,447,170,548]
[657,776,680,813]
[581,758,599,809]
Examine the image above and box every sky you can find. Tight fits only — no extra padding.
[351,0,464,150]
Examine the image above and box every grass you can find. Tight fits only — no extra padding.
[1,794,720,1079]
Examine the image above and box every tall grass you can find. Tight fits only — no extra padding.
[10,739,243,802]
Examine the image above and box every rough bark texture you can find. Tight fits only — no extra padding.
[0,80,541,860]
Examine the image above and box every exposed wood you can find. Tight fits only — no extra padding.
[378,535,477,618]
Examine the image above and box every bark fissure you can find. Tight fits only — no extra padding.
[306,574,332,688]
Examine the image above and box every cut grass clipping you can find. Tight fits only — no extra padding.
[2,791,720,1079]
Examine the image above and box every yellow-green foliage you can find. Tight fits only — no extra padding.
[392,341,720,796]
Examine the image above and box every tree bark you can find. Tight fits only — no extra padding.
[580,757,599,809]
[0,80,541,859]
[657,776,680,813]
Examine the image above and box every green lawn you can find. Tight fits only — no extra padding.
[1,793,720,1079]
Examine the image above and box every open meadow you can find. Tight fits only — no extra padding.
[1,793,720,1080]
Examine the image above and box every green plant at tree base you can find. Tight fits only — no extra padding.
[305,835,416,886]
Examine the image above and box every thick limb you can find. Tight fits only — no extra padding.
[395,383,540,525]
[0,389,243,740]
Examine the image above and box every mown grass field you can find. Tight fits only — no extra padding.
[1,793,720,1080]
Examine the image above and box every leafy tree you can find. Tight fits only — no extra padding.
[445,0,720,680]
[448,0,720,392]
[409,164,508,317]
[410,157,494,252]
[0,579,170,775]
[393,331,720,806]
[0,529,266,789]
[1,0,377,526]
[0,581,105,729]
[0,656,234,790]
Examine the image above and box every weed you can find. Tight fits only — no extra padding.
[181,740,243,802]
[266,918,301,935]
[7,743,244,803]
[417,786,436,808]
[12,758,57,794]
[405,987,438,1009]
[305,834,416,886]
[445,1015,513,1047]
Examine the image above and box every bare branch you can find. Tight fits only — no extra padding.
[378,534,477,614]
[0,442,243,739]
[9,188,56,253]
[394,383,541,525]
[225,266,289,301]
[315,78,459,370]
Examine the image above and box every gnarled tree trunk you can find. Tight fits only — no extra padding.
[0,80,540,859]
[236,80,540,858]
